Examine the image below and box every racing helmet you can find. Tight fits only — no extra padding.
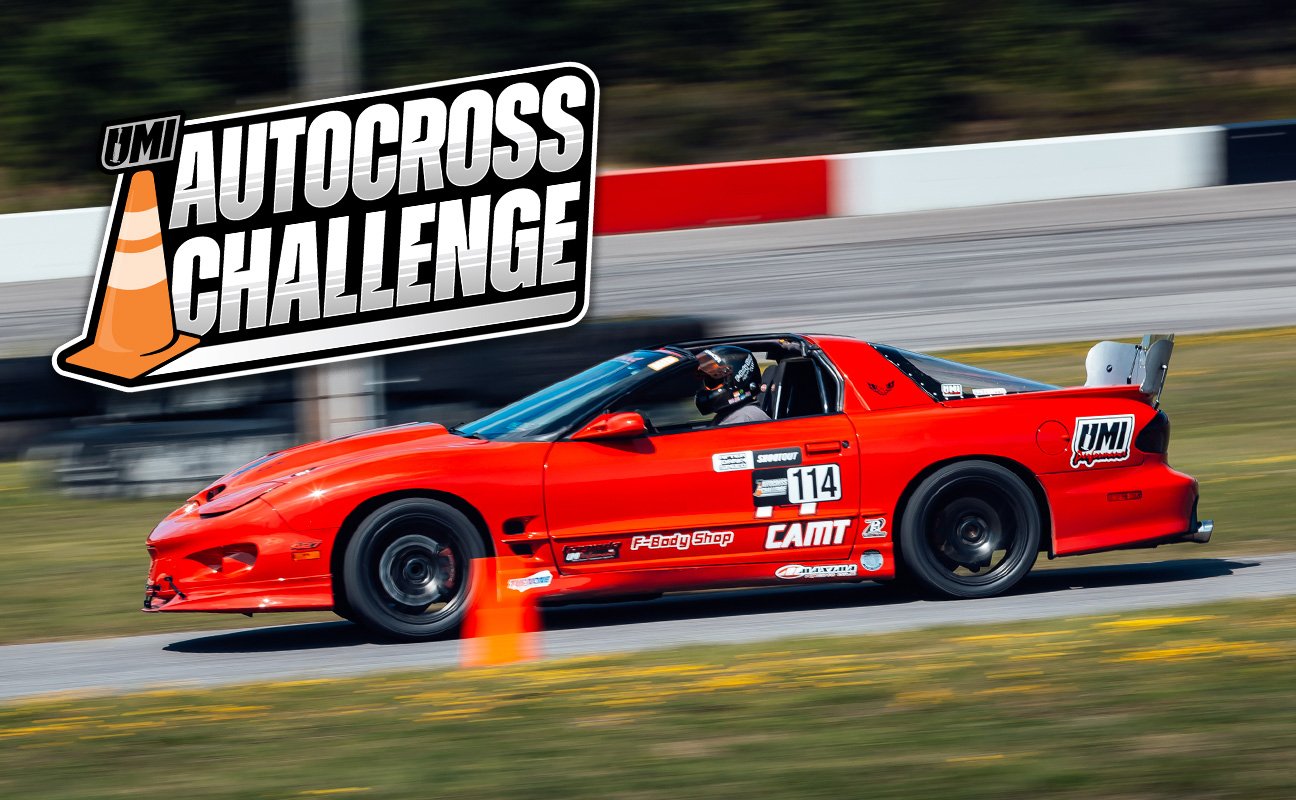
[695,346,761,415]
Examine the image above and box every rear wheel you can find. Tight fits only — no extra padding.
[899,461,1040,599]
[343,498,486,640]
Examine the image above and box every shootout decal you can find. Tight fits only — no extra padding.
[775,563,858,580]
[55,63,599,391]
[630,530,735,551]
[1071,414,1136,468]
[765,519,851,550]
[753,447,802,467]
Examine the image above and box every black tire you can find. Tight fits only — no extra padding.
[899,461,1040,599]
[343,498,487,641]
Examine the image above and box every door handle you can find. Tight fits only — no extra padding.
[805,440,842,455]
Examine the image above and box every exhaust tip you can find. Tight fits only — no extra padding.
[1192,519,1213,543]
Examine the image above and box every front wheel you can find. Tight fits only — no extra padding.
[343,498,486,641]
[899,461,1040,599]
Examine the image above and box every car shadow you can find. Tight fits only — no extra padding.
[164,620,391,654]
[164,556,1259,654]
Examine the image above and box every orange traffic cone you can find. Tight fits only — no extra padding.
[64,170,199,379]
[460,555,543,668]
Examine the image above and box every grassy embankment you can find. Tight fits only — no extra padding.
[1,596,1294,798]
[0,326,1293,645]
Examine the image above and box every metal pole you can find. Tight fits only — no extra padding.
[293,0,383,440]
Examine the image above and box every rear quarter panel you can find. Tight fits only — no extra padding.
[815,337,1193,556]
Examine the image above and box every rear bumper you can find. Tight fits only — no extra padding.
[1042,456,1204,556]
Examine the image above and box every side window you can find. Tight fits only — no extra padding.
[761,357,832,419]
[610,368,713,433]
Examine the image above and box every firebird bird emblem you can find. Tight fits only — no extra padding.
[868,380,895,395]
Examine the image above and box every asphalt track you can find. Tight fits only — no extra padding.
[592,180,1296,349]
[4,181,1296,355]
[3,551,1294,701]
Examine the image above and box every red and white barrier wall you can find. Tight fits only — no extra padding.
[0,122,1277,281]
[594,125,1226,234]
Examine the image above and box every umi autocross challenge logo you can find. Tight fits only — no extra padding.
[54,63,599,391]
[1071,414,1135,468]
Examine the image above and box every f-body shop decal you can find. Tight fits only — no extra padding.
[631,530,735,551]
[55,63,599,391]
[1071,414,1136,468]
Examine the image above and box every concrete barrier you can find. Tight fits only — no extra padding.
[0,124,1247,273]
[829,127,1226,216]
[0,207,108,284]
[1224,119,1296,184]
[593,156,829,234]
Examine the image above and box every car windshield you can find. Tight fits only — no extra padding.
[871,344,1057,400]
[454,350,691,441]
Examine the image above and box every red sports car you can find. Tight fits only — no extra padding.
[144,333,1211,640]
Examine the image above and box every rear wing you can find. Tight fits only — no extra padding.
[1084,334,1175,406]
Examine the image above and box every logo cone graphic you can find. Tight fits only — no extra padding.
[62,170,199,380]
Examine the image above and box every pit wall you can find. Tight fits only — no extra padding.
[593,119,1296,234]
[3,119,1296,283]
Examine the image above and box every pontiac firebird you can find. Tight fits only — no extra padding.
[144,333,1211,640]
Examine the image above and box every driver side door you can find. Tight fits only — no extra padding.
[542,365,861,575]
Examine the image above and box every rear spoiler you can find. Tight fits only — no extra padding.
[1084,334,1175,407]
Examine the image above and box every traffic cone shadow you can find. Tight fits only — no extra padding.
[63,170,198,379]
[460,555,542,668]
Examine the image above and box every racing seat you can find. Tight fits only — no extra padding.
[760,358,826,419]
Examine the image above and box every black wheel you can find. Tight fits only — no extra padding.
[343,498,486,641]
[899,461,1040,599]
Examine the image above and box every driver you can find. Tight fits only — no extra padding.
[695,346,772,426]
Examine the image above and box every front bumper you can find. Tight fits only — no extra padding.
[143,497,334,614]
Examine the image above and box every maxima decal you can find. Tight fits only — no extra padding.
[860,517,888,538]
[775,563,858,580]
[630,530,735,551]
[1071,414,1136,468]
[507,569,554,592]
[765,519,851,549]
[55,63,599,391]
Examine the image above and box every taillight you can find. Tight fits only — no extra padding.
[1135,410,1170,454]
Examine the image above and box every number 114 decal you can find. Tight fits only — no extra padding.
[787,464,841,504]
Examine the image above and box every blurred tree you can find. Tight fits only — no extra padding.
[2,0,1296,192]
[0,0,291,181]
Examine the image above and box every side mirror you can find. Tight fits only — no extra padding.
[571,412,648,441]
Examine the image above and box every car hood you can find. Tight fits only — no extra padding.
[202,422,459,494]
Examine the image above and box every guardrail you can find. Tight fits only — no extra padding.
[3,118,1295,280]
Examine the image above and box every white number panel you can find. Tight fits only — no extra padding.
[786,464,841,504]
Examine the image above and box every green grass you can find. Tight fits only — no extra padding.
[2,596,1295,799]
[1,326,1293,646]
